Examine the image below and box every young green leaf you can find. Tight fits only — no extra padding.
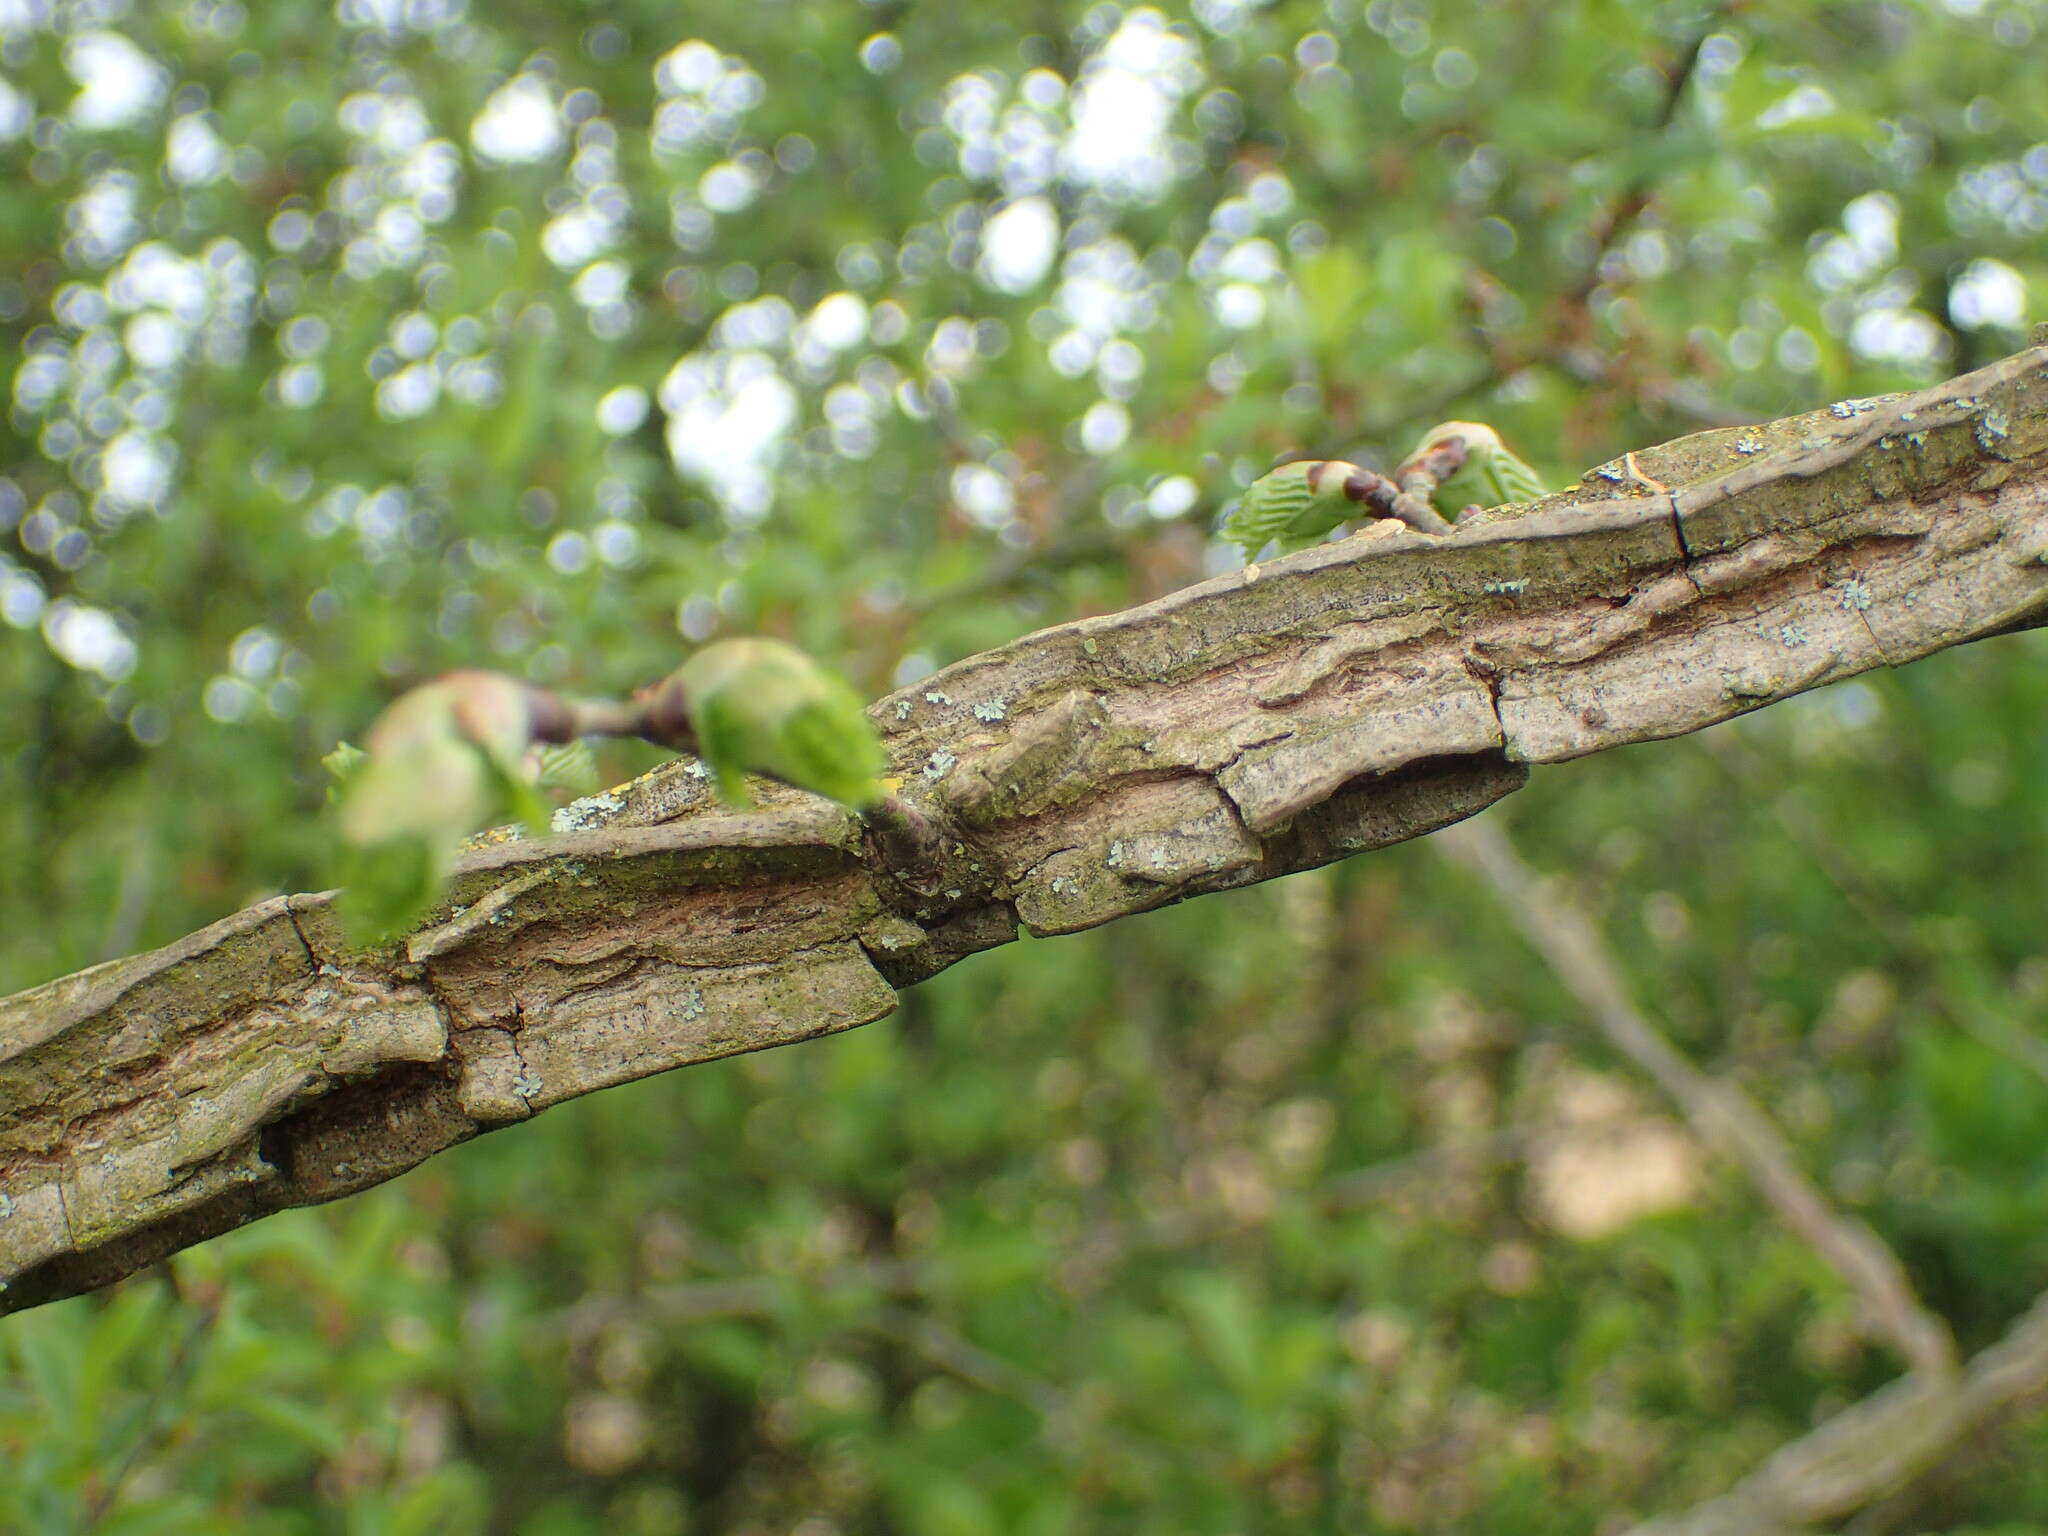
[1222,459,1375,559]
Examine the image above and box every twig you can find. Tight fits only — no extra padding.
[1560,11,1724,312]
[79,1274,222,1531]
[95,819,157,964]
[1433,815,1956,1377]
[622,1131,1555,1355]
[1620,1288,2048,1535]
[1388,438,1465,533]
[873,1306,1073,1424]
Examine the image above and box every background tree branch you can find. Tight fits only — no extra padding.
[1435,815,1957,1377]
[4,343,2046,1320]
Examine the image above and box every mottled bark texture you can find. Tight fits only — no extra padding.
[5,345,2047,1315]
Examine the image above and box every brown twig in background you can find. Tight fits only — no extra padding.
[906,523,1126,617]
[1620,1288,2048,1536]
[1558,11,1725,314]
[1434,815,1956,1377]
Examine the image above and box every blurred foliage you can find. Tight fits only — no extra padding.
[3,0,2048,1530]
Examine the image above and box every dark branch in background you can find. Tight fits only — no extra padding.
[906,523,1126,617]
[78,1268,221,1532]
[1457,6,1757,435]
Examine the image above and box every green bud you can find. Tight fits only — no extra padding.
[334,836,442,948]
[320,740,367,805]
[673,638,888,810]
[333,670,552,942]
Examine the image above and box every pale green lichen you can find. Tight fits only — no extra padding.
[1779,622,1809,647]
[971,698,1009,722]
[551,790,623,834]
[1836,578,1873,612]
[922,749,957,782]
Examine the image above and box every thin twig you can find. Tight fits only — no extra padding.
[873,1306,1072,1423]
[1621,1288,2048,1536]
[907,524,1127,616]
[79,1276,222,1531]
[1433,815,1956,1377]
[623,1129,1557,1353]
[1559,11,1724,312]
[95,817,157,963]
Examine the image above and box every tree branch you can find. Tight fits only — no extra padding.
[4,344,2046,1314]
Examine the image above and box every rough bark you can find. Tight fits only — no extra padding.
[4,344,2046,1316]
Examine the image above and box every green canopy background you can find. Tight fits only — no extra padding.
[4,1,2048,1529]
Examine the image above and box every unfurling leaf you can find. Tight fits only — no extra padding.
[1398,421,1549,518]
[531,738,599,794]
